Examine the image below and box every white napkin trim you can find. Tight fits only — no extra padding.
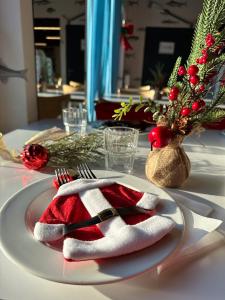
[34,222,64,242]
[63,215,175,260]
[54,178,115,199]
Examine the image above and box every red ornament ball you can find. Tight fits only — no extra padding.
[189,75,200,85]
[187,65,199,76]
[192,101,201,111]
[148,126,173,148]
[178,66,186,76]
[21,144,49,170]
[181,107,191,116]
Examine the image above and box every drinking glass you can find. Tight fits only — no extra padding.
[104,127,139,173]
[62,106,87,135]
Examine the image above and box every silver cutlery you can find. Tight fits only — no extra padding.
[55,163,97,187]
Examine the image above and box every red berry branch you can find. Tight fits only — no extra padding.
[114,0,225,149]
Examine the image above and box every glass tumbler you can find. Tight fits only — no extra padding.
[62,107,87,135]
[104,127,139,174]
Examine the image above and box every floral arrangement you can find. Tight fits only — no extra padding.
[114,0,225,148]
[0,128,103,170]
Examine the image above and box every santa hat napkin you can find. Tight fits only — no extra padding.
[34,179,175,261]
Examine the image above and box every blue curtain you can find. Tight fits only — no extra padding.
[86,0,122,121]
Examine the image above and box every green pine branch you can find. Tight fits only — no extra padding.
[199,108,225,123]
[167,56,182,88]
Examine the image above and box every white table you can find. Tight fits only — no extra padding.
[0,126,225,300]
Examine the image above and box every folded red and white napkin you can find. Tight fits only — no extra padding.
[34,179,175,260]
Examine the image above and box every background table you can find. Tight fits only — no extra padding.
[0,126,225,300]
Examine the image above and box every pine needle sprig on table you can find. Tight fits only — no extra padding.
[40,132,104,168]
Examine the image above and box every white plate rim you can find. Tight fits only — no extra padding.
[0,171,185,285]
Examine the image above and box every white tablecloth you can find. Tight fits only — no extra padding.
[0,126,225,300]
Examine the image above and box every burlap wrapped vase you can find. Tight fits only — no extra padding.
[145,137,191,188]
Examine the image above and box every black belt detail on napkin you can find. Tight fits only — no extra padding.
[63,206,152,235]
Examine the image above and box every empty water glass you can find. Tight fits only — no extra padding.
[62,106,87,135]
[104,127,139,174]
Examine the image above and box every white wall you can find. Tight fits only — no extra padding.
[33,0,203,88]
[124,0,203,87]
[33,0,85,23]
[0,0,36,133]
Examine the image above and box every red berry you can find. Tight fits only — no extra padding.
[170,86,179,95]
[199,99,206,107]
[199,84,205,92]
[198,57,204,64]
[206,33,213,40]
[189,75,200,85]
[181,107,191,116]
[202,49,207,55]
[148,126,173,148]
[206,40,215,47]
[168,91,178,101]
[196,58,200,64]
[187,65,199,76]
[206,33,215,42]
[201,56,207,64]
[192,101,201,111]
[205,34,215,47]
[178,66,186,76]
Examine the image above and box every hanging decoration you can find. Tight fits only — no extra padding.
[121,23,134,51]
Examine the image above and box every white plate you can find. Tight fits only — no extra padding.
[0,170,185,285]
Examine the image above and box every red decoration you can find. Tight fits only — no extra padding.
[41,182,156,240]
[181,107,191,116]
[199,56,207,64]
[189,75,200,85]
[170,86,179,95]
[192,101,201,111]
[121,23,134,51]
[199,99,206,107]
[205,33,215,47]
[168,92,178,101]
[21,144,49,170]
[178,66,186,76]
[199,84,205,92]
[148,126,173,148]
[187,65,199,76]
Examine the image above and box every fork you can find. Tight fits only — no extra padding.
[77,163,97,179]
[55,163,97,187]
[55,168,72,186]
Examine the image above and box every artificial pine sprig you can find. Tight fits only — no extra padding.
[41,132,104,168]
[167,57,181,88]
